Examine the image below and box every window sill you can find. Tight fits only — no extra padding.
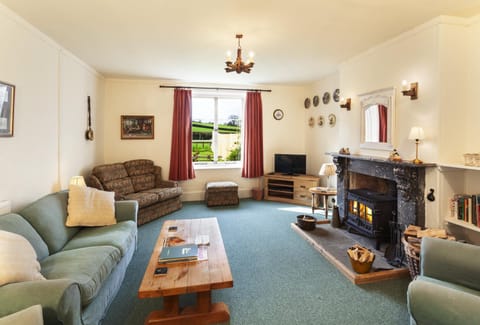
[194,163,242,170]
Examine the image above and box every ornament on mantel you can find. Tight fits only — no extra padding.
[389,149,402,162]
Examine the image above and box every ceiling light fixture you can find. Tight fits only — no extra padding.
[225,34,254,74]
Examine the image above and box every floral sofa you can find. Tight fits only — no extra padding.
[87,159,182,225]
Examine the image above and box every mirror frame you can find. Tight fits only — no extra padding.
[359,87,396,151]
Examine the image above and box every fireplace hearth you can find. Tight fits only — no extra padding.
[331,153,434,266]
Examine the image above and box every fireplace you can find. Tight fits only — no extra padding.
[331,153,434,266]
[346,189,396,249]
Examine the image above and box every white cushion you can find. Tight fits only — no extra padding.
[0,305,43,325]
[66,185,116,227]
[0,230,46,286]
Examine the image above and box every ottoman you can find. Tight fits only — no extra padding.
[205,181,239,207]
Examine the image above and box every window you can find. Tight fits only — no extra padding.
[192,92,244,166]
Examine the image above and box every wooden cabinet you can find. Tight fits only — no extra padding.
[264,174,320,206]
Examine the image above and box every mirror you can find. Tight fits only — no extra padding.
[359,87,395,150]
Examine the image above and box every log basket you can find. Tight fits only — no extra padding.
[402,236,420,279]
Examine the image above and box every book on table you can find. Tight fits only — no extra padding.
[158,243,198,263]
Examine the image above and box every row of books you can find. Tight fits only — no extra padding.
[449,194,480,226]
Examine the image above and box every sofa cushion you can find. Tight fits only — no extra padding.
[66,185,116,227]
[92,163,129,183]
[40,246,121,306]
[0,213,49,260]
[102,177,135,197]
[20,191,80,255]
[62,221,136,256]
[131,174,155,192]
[123,192,159,208]
[0,230,46,286]
[142,187,183,201]
[0,305,43,325]
[124,159,155,176]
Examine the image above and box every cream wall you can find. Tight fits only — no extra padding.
[103,79,308,201]
[0,4,104,210]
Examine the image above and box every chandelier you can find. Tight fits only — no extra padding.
[225,34,254,73]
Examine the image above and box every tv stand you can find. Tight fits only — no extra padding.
[264,173,320,206]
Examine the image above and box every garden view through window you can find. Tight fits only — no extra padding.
[192,93,243,165]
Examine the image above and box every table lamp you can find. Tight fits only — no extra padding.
[69,176,86,187]
[408,126,425,164]
[319,163,337,190]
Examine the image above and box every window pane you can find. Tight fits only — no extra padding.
[192,98,214,162]
[217,98,242,162]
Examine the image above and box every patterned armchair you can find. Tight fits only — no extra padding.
[87,159,182,225]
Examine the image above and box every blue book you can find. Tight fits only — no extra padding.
[158,243,198,263]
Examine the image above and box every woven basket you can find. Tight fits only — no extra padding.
[402,236,420,279]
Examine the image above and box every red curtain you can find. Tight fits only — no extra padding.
[242,92,264,178]
[378,104,388,143]
[168,89,195,181]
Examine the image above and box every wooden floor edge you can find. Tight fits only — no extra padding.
[290,223,410,285]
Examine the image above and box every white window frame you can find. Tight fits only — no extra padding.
[192,91,245,169]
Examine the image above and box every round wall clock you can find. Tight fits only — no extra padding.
[273,109,284,120]
[333,89,340,102]
[304,98,311,109]
[322,92,330,104]
[313,95,320,107]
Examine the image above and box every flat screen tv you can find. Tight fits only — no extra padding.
[274,154,306,175]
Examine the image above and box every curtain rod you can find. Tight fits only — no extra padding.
[159,85,272,92]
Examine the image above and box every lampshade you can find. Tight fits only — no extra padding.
[69,176,86,187]
[408,127,424,141]
[319,163,336,177]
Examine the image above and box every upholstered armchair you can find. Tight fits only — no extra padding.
[407,237,480,325]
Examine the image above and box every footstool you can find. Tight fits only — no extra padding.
[205,181,239,207]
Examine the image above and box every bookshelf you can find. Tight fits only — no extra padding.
[438,163,480,233]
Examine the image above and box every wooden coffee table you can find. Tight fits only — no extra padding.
[138,218,233,324]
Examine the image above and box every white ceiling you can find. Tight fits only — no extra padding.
[1,0,480,85]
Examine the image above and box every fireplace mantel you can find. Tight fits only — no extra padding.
[330,153,435,227]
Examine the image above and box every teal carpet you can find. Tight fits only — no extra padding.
[102,199,410,325]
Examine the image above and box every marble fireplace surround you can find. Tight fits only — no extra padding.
[331,153,435,228]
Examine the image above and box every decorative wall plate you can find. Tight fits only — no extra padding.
[328,113,336,127]
[333,89,340,102]
[273,109,284,120]
[308,117,315,127]
[318,115,324,127]
[313,95,319,107]
[322,92,330,104]
[304,98,311,109]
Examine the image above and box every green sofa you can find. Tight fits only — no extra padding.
[407,237,480,325]
[0,191,138,325]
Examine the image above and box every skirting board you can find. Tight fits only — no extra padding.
[291,223,410,285]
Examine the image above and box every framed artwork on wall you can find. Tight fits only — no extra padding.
[121,115,154,139]
[0,80,15,137]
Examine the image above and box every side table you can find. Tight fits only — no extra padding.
[309,187,337,221]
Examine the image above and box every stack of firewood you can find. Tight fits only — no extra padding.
[403,225,455,254]
[347,244,375,263]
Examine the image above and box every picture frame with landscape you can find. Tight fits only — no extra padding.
[121,115,154,139]
[0,80,15,137]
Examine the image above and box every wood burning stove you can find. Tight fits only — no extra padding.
[346,189,396,249]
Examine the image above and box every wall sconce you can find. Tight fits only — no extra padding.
[401,80,418,100]
[339,97,351,110]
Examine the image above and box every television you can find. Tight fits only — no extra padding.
[274,154,307,175]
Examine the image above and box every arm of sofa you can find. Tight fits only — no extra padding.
[115,200,138,223]
[0,279,82,325]
[153,165,178,188]
[86,175,104,190]
[408,277,480,325]
[421,237,480,291]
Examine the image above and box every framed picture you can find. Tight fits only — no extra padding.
[121,115,154,139]
[0,81,15,137]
